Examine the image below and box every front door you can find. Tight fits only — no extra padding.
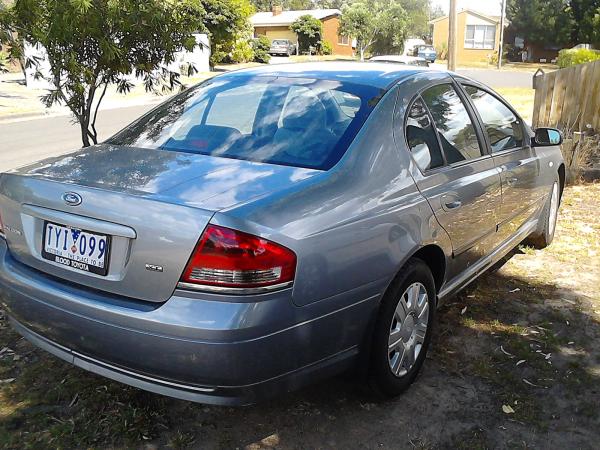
[460,83,541,241]
[404,83,502,280]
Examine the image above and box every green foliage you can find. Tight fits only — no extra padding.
[230,39,255,63]
[204,0,255,66]
[290,14,322,53]
[252,35,272,63]
[321,40,333,55]
[1,0,208,147]
[0,0,253,147]
[507,0,573,48]
[567,0,600,47]
[557,47,600,67]
[339,0,409,60]
[436,41,448,60]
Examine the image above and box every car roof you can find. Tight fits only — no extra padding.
[218,61,437,90]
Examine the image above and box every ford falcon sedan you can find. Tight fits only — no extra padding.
[0,62,564,405]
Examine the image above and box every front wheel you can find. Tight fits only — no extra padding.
[369,258,436,397]
[525,174,561,249]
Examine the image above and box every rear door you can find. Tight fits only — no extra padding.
[459,82,541,240]
[403,82,502,279]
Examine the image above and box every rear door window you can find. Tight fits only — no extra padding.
[464,85,524,152]
[421,84,484,164]
[405,98,445,171]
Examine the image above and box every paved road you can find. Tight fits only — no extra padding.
[456,69,534,88]
[0,104,155,172]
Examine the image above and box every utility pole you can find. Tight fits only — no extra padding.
[448,0,457,71]
[497,0,506,69]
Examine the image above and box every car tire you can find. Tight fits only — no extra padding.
[368,258,436,397]
[525,173,561,249]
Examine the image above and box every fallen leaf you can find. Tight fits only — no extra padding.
[502,404,515,414]
[509,288,520,293]
[0,378,15,384]
[516,359,526,366]
[500,346,514,357]
[461,306,467,315]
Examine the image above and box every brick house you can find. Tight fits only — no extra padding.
[250,6,354,57]
[430,9,502,63]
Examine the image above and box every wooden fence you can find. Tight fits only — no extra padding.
[533,60,600,132]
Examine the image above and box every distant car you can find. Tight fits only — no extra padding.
[0,62,565,405]
[370,55,430,67]
[403,38,426,56]
[269,39,296,56]
[415,45,437,63]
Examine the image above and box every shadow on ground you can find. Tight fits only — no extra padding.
[0,185,598,449]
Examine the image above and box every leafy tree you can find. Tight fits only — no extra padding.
[205,0,256,66]
[339,1,409,60]
[401,0,430,39]
[0,0,211,148]
[290,14,323,53]
[506,0,573,49]
[567,0,600,45]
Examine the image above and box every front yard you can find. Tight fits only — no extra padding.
[0,183,598,449]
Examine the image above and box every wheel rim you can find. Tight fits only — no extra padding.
[548,182,559,236]
[388,282,429,377]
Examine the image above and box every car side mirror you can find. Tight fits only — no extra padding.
[533,128,562,146]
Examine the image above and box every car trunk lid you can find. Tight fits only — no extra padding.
[0,145,318,302]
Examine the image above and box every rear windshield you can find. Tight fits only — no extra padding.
[272,40,288,45]
[108,76,381,170]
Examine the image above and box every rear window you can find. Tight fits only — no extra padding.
[108,76,380,170]
[272,40,288,45]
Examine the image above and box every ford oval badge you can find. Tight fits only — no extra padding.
[62,192,82,206]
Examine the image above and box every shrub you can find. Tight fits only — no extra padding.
[230,39,254,63]
[321,40,333,55]
[252,35,271,63]
[435,41,448,60]
[557,48,600,68]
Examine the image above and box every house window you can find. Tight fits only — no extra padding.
[338,35,349,46]
[464,25,496,49]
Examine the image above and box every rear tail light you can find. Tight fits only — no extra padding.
[179,225,296,293]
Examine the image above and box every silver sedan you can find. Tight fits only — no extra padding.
[0,62,564,405]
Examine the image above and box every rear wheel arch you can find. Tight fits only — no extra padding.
[409,245,446,295]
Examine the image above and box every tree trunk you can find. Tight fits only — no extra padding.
[80,119,91,147]
[360,46,364,61]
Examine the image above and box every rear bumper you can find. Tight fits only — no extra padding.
[0,239,378,405]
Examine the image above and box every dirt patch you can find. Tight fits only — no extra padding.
[0,184,599,449]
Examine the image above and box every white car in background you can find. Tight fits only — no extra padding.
[369,55,430,67]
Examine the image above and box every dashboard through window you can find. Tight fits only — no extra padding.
[421,84,484,164]
[464,85,524,152]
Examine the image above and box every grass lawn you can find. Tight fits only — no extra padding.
[0,182,599,449]
[495,87,536,123]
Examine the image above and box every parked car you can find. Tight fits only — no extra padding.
[269,39,296,56]
[403,38,426,56]
[369,55,430,67]
[415,45,437,63]
[0,62,565,406]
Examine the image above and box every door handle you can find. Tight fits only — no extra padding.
[444,200,462,210]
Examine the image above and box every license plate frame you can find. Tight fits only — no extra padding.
[41,221,111,276]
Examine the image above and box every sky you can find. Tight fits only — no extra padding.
[431,0,503,16]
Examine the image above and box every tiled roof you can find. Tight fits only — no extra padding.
[251,9,341,27]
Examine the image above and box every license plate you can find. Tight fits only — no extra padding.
[41,221,110,276]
